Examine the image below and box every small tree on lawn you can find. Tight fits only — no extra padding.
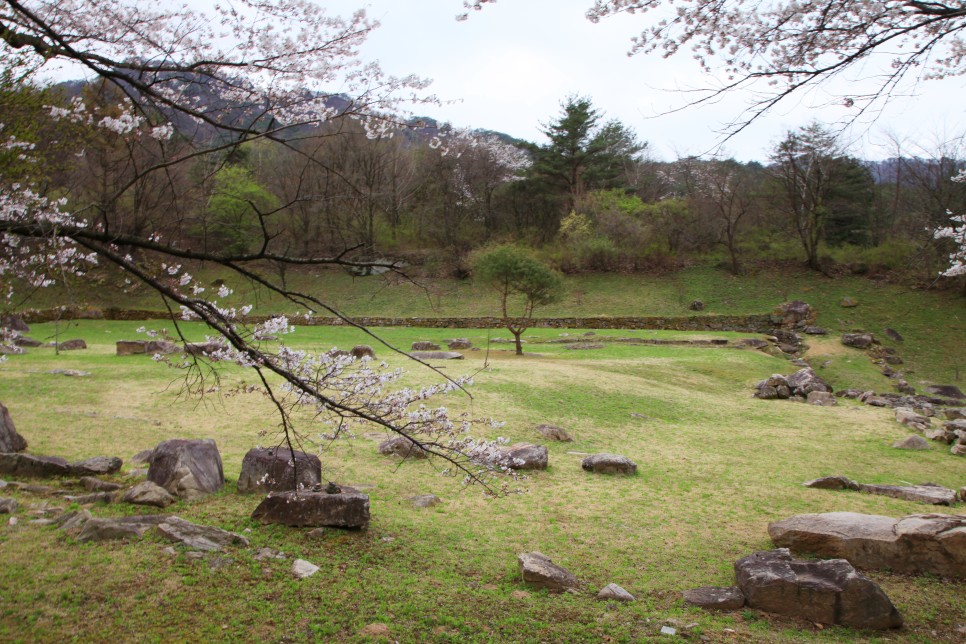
[474,245,564,356]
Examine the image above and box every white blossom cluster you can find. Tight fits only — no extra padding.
[935,170,966,277]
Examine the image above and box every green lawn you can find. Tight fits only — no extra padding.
[0,320,963,642]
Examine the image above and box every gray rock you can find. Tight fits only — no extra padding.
[47,369,90,377]
[251,489,370,529]
[738,338,770,350]
[63,492,115,505]
[518,551,580,593]
[70,456,122,476]
[895,407,931,430]
[925,385,965,400]
[80,477,123,492]
[945,408,966,421]
[775,301,812,325]
[597,583,635,602]
[130,449,154,465]
[785,368,831,396]
[945,419,966,432]
[76,516,166,542]
[410,341,441,351]
[1,315,29,333]
[253,547,286,561]
[734,549,902,630]
[884,327,904,342]
[0,402,27,453]
[122,481,177,508]
[803,326,827,335]
[156,516,249,551]
[57,339,87,350]
[147,438,224,500]
[952,444,966,456]
[803,476,860,491]
[446,339,473,350]
[858,483,957,505]
[236,447,322,493]
[682,586,746,610]
[689,300,705,312]
[768,512,966,578]
[408,494,441,508]
[501,443,549,471]
[839,297,859,308]
[56,509,92,532]
[535,424,573,442]
[892,435,931,450]
[841,333,875,349]
[0,497,17,514]
[408,351,464,360]
[378,436,430,460]
[184,340,226,357]
[925,428,955,443]
[293,559,320,579]
[806,391,836,406]
[581,453,637,475]
[0,453,70,478]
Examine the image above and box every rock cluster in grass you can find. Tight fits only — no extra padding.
[753,367,832,401]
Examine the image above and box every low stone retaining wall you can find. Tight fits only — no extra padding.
[20,307,777,333]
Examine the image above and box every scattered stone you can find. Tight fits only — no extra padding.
[80,477,122,492]
[57,339,87,351]
[737,338,770,350]
[841,332,874,349]
[0,497,17,514]
[446,338,473,350]
[236,447,322,493]
[11,337,39,348]
[734,549,902,630]
[925,385,965,400]
[251,489,370,529]
[858,483,957,506]
[535,424,573,442]
[1,315,29,333]
[75,515,169,542]
[581,453,637,475]
[56,509,92,532]
[116,340,180,356]
[253,547,286,561]
[952,444,966,456]
[895,407,931,431]
[63,492,115,505]
[122,481,177,508]
[500,443,549,471]
[565,342,605,350]
[754,368,831,400]
[946,408,966,421]
[0,402,27,453]
[776,301,813,326]
[70,456,122,476]
[682,586,745,610]
[0,453,70,478]
[596,583,635,602]
[892,435,931,450]
[378,436,430,460]
[130,449,154,465]
[803,476,860,491]
[768,512,966,578]
[408,351,464,360]
[408,494,441,508]
[660,626,677,636]
[803,326,827,335]
[8,516,16,526]
[806,391,836,406]
[48,369,91,377]
[184,340,226,357]
[411,341,441,351]
[946,419,966,433]
[306,528,327,539]
[884,327,904,342]
[147,438,224,500]
[292,559,320,579]
[689,300,705,312]
[157,516,249,551]
[518,551,580,593]
[839,297,859,308]
[926,427,954,443]
[349,345,375,360]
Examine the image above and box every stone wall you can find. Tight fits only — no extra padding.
[21,307,777,333]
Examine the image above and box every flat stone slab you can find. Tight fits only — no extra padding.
[122,481,177,508]
[408,351,464,360]
[858,483,958,506]
[768,512,966,578]
[596,583,634,602]
[735,549,902,630]
[518,551,580,593]
[251,489,370,529]
[0,453,70,478]
[682,586,746,610]
[803,476,860,491]
[156,516,249,552]
[70,456,122,476]
[75,515,170,542]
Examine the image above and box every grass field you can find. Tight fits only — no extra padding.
[0,314,964,642]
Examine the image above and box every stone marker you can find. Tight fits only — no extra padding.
[734,549,902,630]
[148,438,224,500]
[682,586,746,610]
[0,402,27,453]
[768,512,966,578]
[596,583,635,602]
[518,551,580,593]
[236,447,322,493]
[581,453,637,475]
[156,516,249,551]
[251,488,370,529]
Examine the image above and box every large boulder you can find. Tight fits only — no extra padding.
[236,447,322,493]
[0,453,70,478]
[734,549,902,630]
[768,512,966,578]
[841,333,875,349]
[581,453,637,475]
[147,439,224,500]
[0,402,27,453]
[251,488,370,529]
[378,435,430,460]
[518,552,580,593]
[775,301,813,327]
[785,367,831,397]
[500,443,549,471]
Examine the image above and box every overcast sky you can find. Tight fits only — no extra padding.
[320,0,966,162]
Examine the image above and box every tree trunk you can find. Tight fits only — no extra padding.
[512,330,523,356]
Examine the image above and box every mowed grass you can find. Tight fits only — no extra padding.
[0,322,963,642]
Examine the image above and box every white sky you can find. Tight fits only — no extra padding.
[321,0,966,162]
